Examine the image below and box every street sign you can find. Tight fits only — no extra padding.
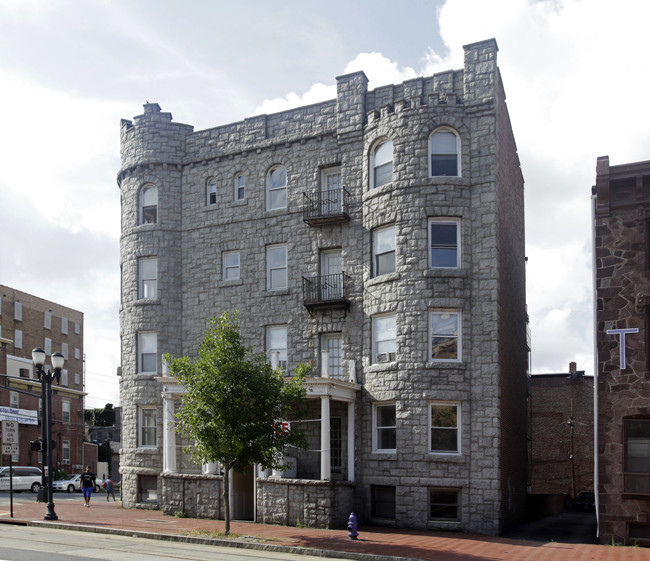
[1,420,18,444]
[2,443,18,455]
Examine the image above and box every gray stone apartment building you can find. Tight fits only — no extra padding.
[117,39,528,535]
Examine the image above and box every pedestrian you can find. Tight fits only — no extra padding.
[80,466,96,507]
[102,477,116,501]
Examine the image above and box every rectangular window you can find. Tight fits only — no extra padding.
[14,302,22,321]
[267,166,287,210]
[373,403,396,452]
[234,174,245,201]
[267,245,287,290]
[138,257,158,299]
[62,400,71,423]
[330,417,342,473]
[62,440,70,464]
[207,179,217,205]
[371,485,396,519]
[139,408,157,447]
[266,325,287,369]
[624,419,650,494]
[10,391,18,408]
[223,252,240,280]
[60,369,69,387]
[430,311,461,361]
[373,225,396,276]
[14,329,22,349]
[44,337,52,355]
[61,317,68,335]
[61,343,68,360]
[429,488,460,520]
[75,348,80,360]
[430,402,460,454]
[75,323,80,334]
[321,333,342,378]
[373,313,396,364]
[44,311,52,330]
[19,368,29,379]
[138,332,157,373]
[74,373,80,386]
[429,219,460,268]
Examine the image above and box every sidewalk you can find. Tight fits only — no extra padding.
[1,498,649,561]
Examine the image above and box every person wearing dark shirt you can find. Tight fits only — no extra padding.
[80,466,96,507]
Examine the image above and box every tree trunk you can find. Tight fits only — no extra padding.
[223,463,231,535]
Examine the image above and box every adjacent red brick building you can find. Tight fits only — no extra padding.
[529,363,594,512]
[594,156,650,545]
[0,285,86,474]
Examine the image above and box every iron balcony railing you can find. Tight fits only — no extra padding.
[302,188,350,225]
[302,273,351,310]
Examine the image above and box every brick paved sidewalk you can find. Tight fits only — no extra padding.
[1,498,649,561]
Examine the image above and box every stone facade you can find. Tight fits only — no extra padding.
[118,39,528,534]
[594,156,650,545]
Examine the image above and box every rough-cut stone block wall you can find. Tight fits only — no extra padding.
[161,474,223,518]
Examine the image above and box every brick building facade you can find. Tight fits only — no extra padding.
[0,286,86,473]
[529,363,594,511]
[118,39,528,534]
[594,156,650,545]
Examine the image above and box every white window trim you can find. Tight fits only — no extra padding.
[372,224,396,277]
[428,218,461,269]
[62,399,71,424]
[429,310,461,362]
[139,185,158,225]
[372,312,397,364]
[138,332,157,374]
[370,138,394,189]
[266,244,288,290]
[138,407,158,448]
[372,402,397,453]
[206,178,217,206]
[138,256,158,300]
[223,251,241,280]
[234,173,245,201]
[429,401,461,455]
[429,128,461,178]
[266,325,287,369]
[266,165,287,211]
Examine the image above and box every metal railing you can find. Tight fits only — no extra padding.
[302,188,349,223]
[302,273,351,308]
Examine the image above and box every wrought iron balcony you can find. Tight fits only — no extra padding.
[302,188,350,225]
[302,273,351,311]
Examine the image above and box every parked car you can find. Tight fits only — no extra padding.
[0,466,42,493]
[53,473,82,493]
[53,473,101,493]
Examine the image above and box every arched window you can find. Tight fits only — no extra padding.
[267,165,287,210]
[371,139,393,189]
[206,178,217,206]
[140,185,158,224]
[234,173,245,201]
[430,129,460,177]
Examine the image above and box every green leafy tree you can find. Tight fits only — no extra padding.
[164,312,308,534]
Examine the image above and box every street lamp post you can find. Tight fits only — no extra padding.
[32,347,64,521]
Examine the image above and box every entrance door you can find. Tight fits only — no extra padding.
[231,469,254,520]
[321,250,342,300]
[321,168,341,214]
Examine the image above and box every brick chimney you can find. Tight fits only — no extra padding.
[569,361,577,373]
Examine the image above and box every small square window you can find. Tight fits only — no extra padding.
[429,488,460,520]
[138,475,158,503]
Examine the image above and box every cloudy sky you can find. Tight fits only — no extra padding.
[1,0,647,407]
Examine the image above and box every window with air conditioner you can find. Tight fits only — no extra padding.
[373,313,396,364]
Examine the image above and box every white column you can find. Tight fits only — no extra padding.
[320,396,331,480]
[162,393,176,474]
[347,401,355,482]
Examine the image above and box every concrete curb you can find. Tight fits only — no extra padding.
[6,518,421,561]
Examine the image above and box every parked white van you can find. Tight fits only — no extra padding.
[0,466,42,492]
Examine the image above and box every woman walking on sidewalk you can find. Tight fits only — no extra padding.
[80,466,96,507]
